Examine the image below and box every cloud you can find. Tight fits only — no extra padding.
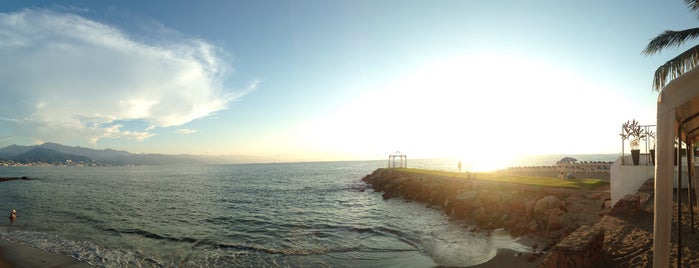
[175,129,197,134]
[0,9,252,144]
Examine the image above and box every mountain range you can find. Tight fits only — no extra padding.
[0,142,210,165]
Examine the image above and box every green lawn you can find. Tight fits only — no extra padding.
[393,168,609,190]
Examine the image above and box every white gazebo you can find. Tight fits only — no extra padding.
[388,151,407,168]
[654,66,699,267]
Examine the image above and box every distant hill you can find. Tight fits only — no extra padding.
[11,147,92,164]
[0,142,210,166]
[0,144,33,159]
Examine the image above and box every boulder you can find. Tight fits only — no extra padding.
[541,225,605,268]
[534,195,564,215]
[471,207,491,225]
[455,191,479,201]
[524,198,537,215]
[610,194,641,215]
[544,207,563,216]
[529,219,541,232]
[547,212,571,231]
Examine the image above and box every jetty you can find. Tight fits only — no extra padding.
[362,167,613,266]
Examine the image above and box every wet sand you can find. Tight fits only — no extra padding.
[0,238,91,268]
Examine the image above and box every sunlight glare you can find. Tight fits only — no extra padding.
[296,52,619,164]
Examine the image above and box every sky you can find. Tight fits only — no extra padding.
[0,1,694,167]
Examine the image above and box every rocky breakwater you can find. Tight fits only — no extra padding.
[361,168,610,241]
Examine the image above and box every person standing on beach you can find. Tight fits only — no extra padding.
[9,209,16,224]
[458,161,462,173]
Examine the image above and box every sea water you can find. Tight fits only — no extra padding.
[0,156,616,267]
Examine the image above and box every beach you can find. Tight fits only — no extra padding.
[0,238,91,267]
[598,182,699,267]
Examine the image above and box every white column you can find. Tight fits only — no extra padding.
[653,109,674,267]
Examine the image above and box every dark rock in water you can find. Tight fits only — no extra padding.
[0,177,31,182]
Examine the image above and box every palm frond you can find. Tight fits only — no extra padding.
[686,0,699,13]
[652,44,699,90]
[643,28,699,55]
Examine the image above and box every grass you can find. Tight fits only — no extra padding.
[393,168,609,190]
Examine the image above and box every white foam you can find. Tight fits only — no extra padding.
[0,227,166,267]
[420,225,497,267]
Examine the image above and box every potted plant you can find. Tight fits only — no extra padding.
[622,120,645,165]
[646,130,656,165]
[619,125,629,165]
[674,139,687,165]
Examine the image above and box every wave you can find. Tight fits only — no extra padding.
[0,227,168,267]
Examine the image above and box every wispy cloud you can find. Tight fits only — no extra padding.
[175,129,197,134]
[0,9,253,144]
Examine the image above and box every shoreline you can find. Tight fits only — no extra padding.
[473,248,542,268]
[0,238,92,268]
[471,233,550,267]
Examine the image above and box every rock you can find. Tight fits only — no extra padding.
[524,198,537,215]
[472,207,490,225]
[540,225,605,268]
[639,178,654,192]
[505,197,525,213]
[547,212,571,231]
[534,195,564,215]
[529,219,540,232]
[455,191,478,201]
[566,202,587,214]
[544,207,563,216]
[565,194,584,204]
[603,200,611,209]
[362,168,601,243]
[610,194,641,215]
[0,177,32,182]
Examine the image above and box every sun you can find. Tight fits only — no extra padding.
[292,52,598,164]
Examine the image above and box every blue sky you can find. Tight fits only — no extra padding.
[0,1,694,166]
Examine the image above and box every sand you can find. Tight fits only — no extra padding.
[598,190,699,267]
[0,238,92,268]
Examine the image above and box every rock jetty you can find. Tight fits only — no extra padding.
[361,168,610,241]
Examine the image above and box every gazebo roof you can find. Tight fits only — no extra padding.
[390,151,406,157]
[658,66,699,142]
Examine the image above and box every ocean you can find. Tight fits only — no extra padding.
[0,155,618,267]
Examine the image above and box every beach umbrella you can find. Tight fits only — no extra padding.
[556,157,577,165]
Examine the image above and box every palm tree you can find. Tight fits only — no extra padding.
[643,0,699,91]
